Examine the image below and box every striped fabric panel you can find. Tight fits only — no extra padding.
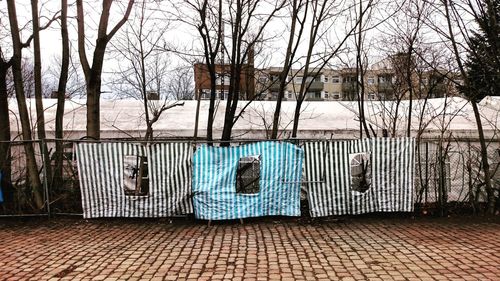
[305,138,415,217]
[372,137,415,212]
[192,141,303,220]
[305,141,351,217]
[76,142,193,218]
[149,143,194,216]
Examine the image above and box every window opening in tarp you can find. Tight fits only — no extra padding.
[349,152,371,193]
[236,155,261,194]
[124,155,149,196]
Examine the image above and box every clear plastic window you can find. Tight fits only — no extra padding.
[349,152,371,193]
[124,155,149,196]
[236,155,261,194]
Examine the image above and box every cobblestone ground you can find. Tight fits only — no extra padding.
[0,217,499,280]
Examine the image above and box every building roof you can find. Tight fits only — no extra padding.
[7,96,499,140]
[480,96,500,110]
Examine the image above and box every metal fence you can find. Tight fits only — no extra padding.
[414,139,500,213]
[0,138,498,217]
[0,139,82,217]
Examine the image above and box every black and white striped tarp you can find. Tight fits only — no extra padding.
[76,142,193,218]
[305,138,415,217]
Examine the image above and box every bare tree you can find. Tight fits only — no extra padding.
[178,0,286,143]
[248,102,319,139]
[427,0,497,214]
[0,4,12,191]
[352,0,375,139]
[6,0,43,208]
[168,67,195,100]
[290,0,369,138]
[379,0,427,137]
[270,0,309,139]
[111,0,183,140]
[174,0,224,142]
[30,0,54,183]
[53,0,70,188]
[220,0,286,143]
[0,46,12,190]
[76,0,135,139]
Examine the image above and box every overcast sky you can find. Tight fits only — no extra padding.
[1,0,473,97]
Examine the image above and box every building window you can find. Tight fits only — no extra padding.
[288,93,293,99]
[295,76,303,83]
[332,76,340,83]
[216,75,230,85]
[324,76,329,83]
[343,76,356,83]
[420,78,428,89]
[324,92,329,99]
[200,90,211,100]
[270,75,280,82]
[367,77,375,85]
[332,92,341,100]
[236,155,261,194]
[368,93,376,100]
[349,152,371,193]
[123,155,149,196]
[315,92,321,99]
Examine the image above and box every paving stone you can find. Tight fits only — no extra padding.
[0,218,498,280]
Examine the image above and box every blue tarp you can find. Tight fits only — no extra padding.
[192,141,303,220]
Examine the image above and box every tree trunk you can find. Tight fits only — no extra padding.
[471,101,496,214]
[442,0,496,215]
[31,0,52,181]
[86,39,108,140]
[194,89,202,140]
[270,0,302,140]
[207,73,216,143]
[406,50,414,137]
[392,100,401,136]
[291,99,303,138]
[53,0,70,187]
[221,63,243,143]
[355,0,370,139]
[86,83,101,139]
[77,0,135,140]
[0,62,12,188]
[6,0,44,209]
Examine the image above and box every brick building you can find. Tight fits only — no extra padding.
[193,49,255,100]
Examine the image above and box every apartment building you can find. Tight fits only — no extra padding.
[194,54,455,101]
[261,64,453,102]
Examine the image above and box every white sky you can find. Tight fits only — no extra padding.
[1,0,473,97]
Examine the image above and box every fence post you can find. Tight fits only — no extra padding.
[425,142,428,204]
[41,139,51,218]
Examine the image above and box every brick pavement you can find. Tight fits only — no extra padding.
[0,217,499,280]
